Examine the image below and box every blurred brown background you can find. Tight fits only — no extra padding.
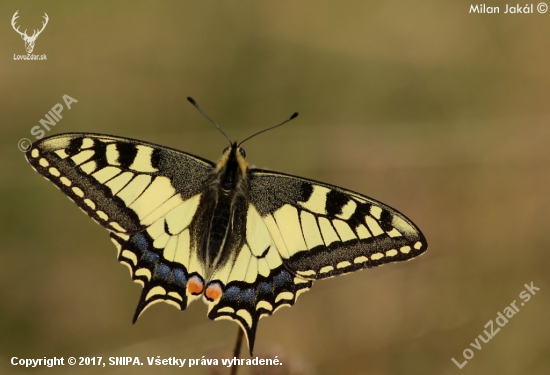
[1,1,549,374]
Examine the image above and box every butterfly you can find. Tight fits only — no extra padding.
[25,98,427,354]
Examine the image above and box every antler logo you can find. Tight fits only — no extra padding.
[11,11,49,54]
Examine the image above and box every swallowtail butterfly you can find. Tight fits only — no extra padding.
[25,98,427,354]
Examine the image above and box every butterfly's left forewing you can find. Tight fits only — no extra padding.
[248,170,427,280]
[26,133,215,317]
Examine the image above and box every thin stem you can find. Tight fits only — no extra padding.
[229,328,244,375]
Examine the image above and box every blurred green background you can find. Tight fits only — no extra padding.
[1,1,549,374]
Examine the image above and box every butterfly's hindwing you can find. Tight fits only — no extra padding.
[207,265,311,351]
[202,203,312,351]
[249,171,427,280]
[110,231,206,321]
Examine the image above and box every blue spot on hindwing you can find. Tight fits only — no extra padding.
[154,263,170,280]
[273,269,291,288]
[132,233,149,252]
[173,269,187,287]
[257,282,272,294]
[143,250,160,263]
[223,286,240,301]
[242,288,255,304]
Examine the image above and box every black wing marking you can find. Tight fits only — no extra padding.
[248,170,427,280]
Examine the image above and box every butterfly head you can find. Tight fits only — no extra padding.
[187,96,297,183]
[215,142,249,188]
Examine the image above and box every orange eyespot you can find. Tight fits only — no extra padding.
[205,283,223,302]
[187,276,204,295]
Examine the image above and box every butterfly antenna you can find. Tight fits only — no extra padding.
[187,97,232,144]
[238,112,299,146]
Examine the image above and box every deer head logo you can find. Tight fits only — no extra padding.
[11,11,49,54]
